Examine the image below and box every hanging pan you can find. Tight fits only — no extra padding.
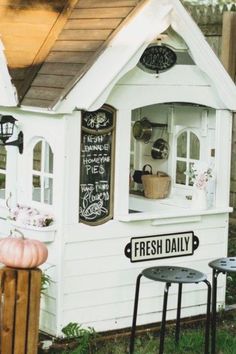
[133,117,152,143]
[151,138,169,159]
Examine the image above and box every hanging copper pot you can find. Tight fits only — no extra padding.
[151,138,169,159]
[133,117,152,143]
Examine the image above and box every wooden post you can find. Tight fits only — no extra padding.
[0,267,42,354]
[221,11,236,81]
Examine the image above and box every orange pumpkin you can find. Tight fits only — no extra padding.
[0,230,48,269]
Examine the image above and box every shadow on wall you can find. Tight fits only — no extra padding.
[6,0,66,11]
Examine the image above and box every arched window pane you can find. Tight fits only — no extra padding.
[33,141,42,171]
[32,140,53,205]
[188,162,194,186]
[0,146,6,199]
[190,132,200,160]
[176,161,186,185]
[32,175,41,202]
[0,173,6,198]
[44,177,53,204]
[177,132,187,158]
[44,143,53,173]
[0,146,7,170]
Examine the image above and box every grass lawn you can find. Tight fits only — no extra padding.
[40,315,236,353]
[92,322,236,354]
[40,227,236,354]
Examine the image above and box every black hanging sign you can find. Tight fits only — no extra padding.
[79,105,116,225]
[124,231,199,263]
[139,45,177,73]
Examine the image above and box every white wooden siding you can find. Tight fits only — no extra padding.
[63,258,222,294]
[61,214,228,332]
[75,304,216,332]
[39,310,57,336]
[0,109,68,337]
[65,213,228,242]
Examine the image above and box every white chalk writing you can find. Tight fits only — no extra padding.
[79,185,109,220]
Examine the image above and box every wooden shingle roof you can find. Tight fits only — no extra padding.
[0,0,143,109]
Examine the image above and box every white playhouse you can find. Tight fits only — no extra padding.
[0,0,236,336]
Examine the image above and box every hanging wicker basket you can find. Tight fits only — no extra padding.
[141,171,171,199]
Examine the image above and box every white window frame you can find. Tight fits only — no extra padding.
[173,128,201,191]
[32,139,54,206]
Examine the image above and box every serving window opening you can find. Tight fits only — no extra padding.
[128,103,216,214]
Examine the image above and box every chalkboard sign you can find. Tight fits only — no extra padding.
[79,105,116,225]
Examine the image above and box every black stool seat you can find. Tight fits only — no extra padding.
[209,257,236,273]
[209,257,236,354]
[130,265,211,354]
[142,266,207,284]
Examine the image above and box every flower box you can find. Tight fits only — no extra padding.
[7,204,55,243]
[9,221,56,243]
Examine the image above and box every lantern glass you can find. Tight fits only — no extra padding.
[0,116,16,143]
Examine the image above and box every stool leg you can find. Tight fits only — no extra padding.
[211,270,219,354]
[204,279,212,354]
[159,282,171,354]
[175,283,182,344]
[130,273,143,354]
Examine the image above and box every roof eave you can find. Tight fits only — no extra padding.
[52,0,236,113]
[52,0,173,113]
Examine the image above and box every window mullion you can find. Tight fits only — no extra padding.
[176,157,186,162]
[186,130,190,186]
[41,141,45,204]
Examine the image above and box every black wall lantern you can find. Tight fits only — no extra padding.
[0,115,23,154]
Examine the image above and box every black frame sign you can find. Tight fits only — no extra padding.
[138,44,177,74]
[124,231,199,263]
[79,105,116,226]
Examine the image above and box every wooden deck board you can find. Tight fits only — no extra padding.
[76,0,139,8]
[24,86,62,100]
[71,7,133,19]
[32,74,73,88]
[21,98,54,107]
[46,51,95,64]
[58,29,113,40]
[53,40,103,51]
[0,8,60,25]
[39,62,84,76]
[65,18,122,30]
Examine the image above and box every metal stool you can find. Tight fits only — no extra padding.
[130,266,211,354]
[209,257,236,354]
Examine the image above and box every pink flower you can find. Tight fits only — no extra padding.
[8,204,54,227]
[9,207,19,220]
[194,173,208,190]
[16,209,31,225]
[185,162,213,190]
[31,215,45,227]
